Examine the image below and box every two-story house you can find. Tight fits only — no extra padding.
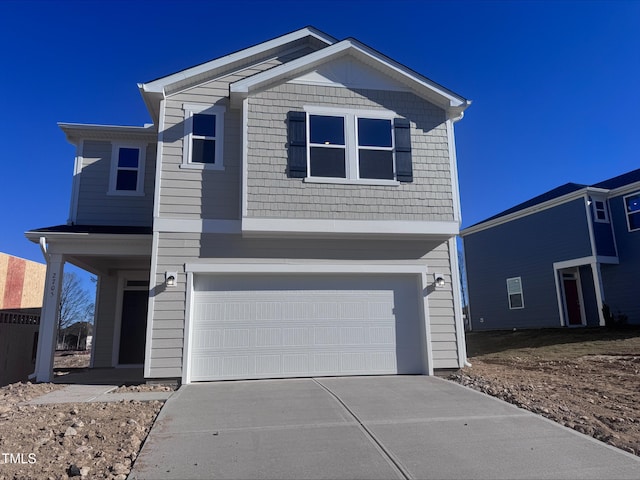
[27,27,470,383]
[461,168,640,331]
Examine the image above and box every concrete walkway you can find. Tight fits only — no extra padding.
[128,376,640,480]
[26,385,174,404]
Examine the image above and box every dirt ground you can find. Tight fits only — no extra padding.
[0,352,167,480]
[450,327,640,457]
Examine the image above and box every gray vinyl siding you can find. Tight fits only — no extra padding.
[245,83,453,221]
[464,198,592,331]
[158,58,286,221]
[92,274,118,367]
[147,234,460,377]
[591,205,617,257]
[599,193,640,324]
[76,140,156,226]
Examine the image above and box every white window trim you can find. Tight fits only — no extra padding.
[506,276,524,310]
[108,142,146,196]
[591,196,609,223]
[182,103,225,171]
[623,191,640,232]
[303,105,397,183]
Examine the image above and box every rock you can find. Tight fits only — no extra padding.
[111,463,130,475]
[67,464,81,477]
[72,420,84,428]
[64,426,77,437]
[79,466,90,477]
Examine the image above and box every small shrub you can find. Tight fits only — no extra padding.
[602,303,628,328]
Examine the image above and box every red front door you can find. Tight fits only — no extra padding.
[563,276,583,326]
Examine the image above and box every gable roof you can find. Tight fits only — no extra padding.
[230,37,469,115]
[138,26,337,121]
[138,26,470,122]
[462,168,640,235]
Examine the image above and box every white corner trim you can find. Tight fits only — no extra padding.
[144,231,160,379]
[241,97,249,218]
[241,217,459,237]
[446,119,462,225]
[154,217,242,234]
[182,271,195,384]
[583,195,597,258]
[68,139,83,224]
[448,237,467,368]
[153,98,166,219]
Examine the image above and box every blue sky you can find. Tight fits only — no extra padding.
[1,0,639,269]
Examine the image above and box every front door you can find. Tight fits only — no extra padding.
[562,273,583,326]
[118,290,148,364]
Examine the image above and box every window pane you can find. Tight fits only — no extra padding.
[359,150,394,180]
[116,170,138,191]
[596,210,606,220]
[509,293,523,309]
[358,118,392,147]
[310,147,345,178]
[193,114,216,137]
[192,139,216,164]
[629,212,640,230]
[118,148,139,168]
[309,115,345,145]
[626,194,640,213]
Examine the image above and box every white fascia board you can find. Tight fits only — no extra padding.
[58,123,157,144]
[140,27,336,95]
[230,39,469,111]
[606,181,640,198]
[461,190,590,236]
[185,262,427,275]
[241,217,458,238]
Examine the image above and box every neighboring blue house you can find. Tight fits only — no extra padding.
[461,169,640,331]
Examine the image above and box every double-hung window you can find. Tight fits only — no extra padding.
[182,103,225,170]
[506,277,524,310]
[305,107,398,183]
[108,143,146,195]
[591,196,609,223]
[624,192,640,231]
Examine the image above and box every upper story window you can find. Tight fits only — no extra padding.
[591,197,609,223]
[624,192,640,231]
[506,277,524,310]
[182,103,225,170]
[108,143,146,195]
[287,107,413,185]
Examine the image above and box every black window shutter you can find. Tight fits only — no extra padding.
[394,118,413,182]
[287,111,307,178]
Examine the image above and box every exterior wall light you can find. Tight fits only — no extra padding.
[434,273,446,288]
[165,271,178,287]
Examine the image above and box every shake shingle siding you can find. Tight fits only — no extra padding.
[245,83,453,221]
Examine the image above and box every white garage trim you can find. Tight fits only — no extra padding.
[182,263,432,383]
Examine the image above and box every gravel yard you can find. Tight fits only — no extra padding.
[450,328,640,457]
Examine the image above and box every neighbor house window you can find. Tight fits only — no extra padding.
[624,192,640,231]
[306,107,397,182]
[506,277,524,309]
[182,103,225,170]
[108,144,146,195]
[591,197,609,223]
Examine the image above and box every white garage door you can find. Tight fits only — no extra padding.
[189,274,423,381]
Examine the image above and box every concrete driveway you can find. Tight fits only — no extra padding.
[129,376,640,479]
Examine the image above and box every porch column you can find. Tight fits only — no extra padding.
[591,262,607,326]
[34,253,64,382]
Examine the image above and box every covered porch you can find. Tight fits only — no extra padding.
[25,225,152,383]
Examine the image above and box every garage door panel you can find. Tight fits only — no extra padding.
[190,275,422,381]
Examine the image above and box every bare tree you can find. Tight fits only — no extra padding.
[58,272,94,346]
